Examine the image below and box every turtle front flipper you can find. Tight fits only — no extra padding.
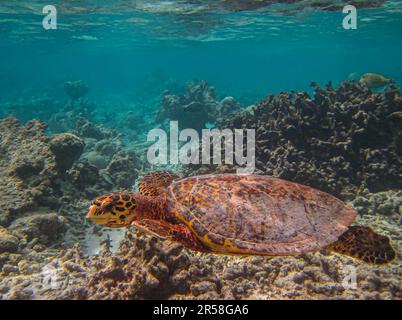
[327,226,396,265]
[139,172,179,196]
[132,219,208,252]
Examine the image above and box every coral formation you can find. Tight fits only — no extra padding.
[157,80,240,131]
[102,151,139,189]
[50,133,85,172]
[0,227,19,254]
[0,113,140,287]
[0,117,58,226]
[352,190,402,217]
[9,213,67,246]
[219,82,402,200]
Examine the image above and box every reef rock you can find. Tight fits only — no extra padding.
[68,160,112,196]
[102,151,139,189]
[9,213,67,246]
[50,133,85,172]
[352,190,402,217]
[0,117,58,226]
[0,227,19,254]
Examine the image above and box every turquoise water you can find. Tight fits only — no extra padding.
[1,1,401,109]
[0,1,401,301]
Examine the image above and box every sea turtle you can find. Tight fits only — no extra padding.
[86,172,396,264]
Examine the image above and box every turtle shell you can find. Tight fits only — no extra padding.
[168,174,357,255]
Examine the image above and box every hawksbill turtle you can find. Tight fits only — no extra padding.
[86,172,395,264]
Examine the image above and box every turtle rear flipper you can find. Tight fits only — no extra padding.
[327,226,396,265]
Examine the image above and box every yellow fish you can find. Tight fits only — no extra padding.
[359,73,393,89]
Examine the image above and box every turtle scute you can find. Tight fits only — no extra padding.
[168,174,357,255]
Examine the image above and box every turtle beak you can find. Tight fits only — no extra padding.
[86,204,98,219]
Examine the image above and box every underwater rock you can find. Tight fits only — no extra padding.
[50,133,85,172]
[64,81,89,101]
[102,151,139,189]
[218,82,402,200]
[68,160,112,196]
[0,227,19,254]
[352,190,402,217]
[9,213,67,246]
[94,139,119,157]
[0,117,58,226]
[78,120,105,140]
[48,111,77,134]
[87,151,109,170]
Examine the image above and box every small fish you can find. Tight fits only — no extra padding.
[359,73,393,89]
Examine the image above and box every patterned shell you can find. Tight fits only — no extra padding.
[168,174,357,255]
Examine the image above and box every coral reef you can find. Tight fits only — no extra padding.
[0,114,140,277]
[102,151,139,189]
[0,80,400,301]
[0,227,19,254]
[0,117,58,226]
[50,133,85,172]
[157,80,240,131]
[352,190,402,217]
[219,82,402,200]
[9,213,67,247]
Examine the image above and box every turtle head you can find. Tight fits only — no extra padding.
[86,193,138,228]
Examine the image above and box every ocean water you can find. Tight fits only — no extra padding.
[1,1,402,106]
[0,1,401,300]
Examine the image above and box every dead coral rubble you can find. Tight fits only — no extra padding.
[221,82,402,200]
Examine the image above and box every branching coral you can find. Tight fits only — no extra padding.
[220,82,402,200]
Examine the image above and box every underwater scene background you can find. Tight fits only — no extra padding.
[0,0,401,299]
